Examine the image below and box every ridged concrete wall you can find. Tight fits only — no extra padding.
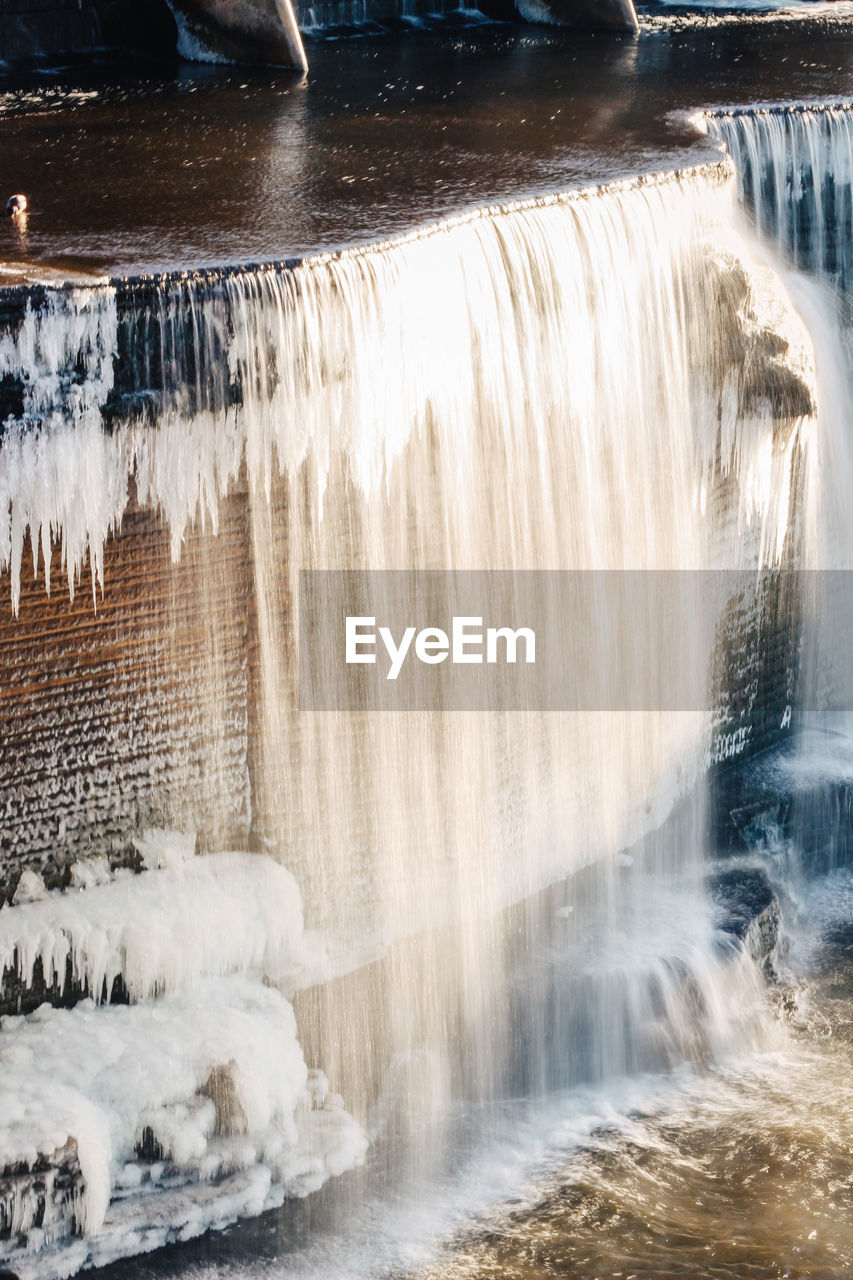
[0,490,258,905]
[0,271,802,905]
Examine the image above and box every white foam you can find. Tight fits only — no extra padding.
[641,1,853,29]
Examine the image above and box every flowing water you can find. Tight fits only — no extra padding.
[2,18,853,1280]
[382,97,853,1280]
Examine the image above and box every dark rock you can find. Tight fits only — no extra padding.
[707,864,780,971]
[0,950,129,1019]
[491,0,638,32]
[164,0,307,69]
[0,0,177,67]
[0,376,25,432]
[710,729,853,877]
[199,1060,247,1135]
[741,357,815,421]
[135,1126,165,1163]
[0,1138,84,1244]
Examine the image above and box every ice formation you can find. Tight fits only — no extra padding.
[0,847,309,1002]
[0,841,366,1277]
[0,162,819,616]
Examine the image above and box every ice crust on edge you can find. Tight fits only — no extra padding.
[0,848,308,1002]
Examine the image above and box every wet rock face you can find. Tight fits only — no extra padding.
[164,0,306,68]
[708,864,781,972]
[694,249,816,431]
[711,732,853,878]
[0,1139,85,1245]
[199,1060,248,1136]
[0,953,129,1020]
[511,0,637,33]
[697,249,817,770]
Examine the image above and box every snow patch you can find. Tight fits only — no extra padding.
[13,868,48,904]
[68,857,112,891]
[131,827,196,871]
[0,845,364,1277]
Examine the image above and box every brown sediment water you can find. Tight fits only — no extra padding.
[412,914,853,1280]
[1,13,853,278]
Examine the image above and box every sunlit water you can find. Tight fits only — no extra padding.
[86,741,853,1280]
[395,101,853,1280]
[3,13,853,275]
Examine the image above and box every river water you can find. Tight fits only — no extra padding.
[2,10,853,275]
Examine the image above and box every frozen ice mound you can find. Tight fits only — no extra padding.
[0,844,308,1003]
[0,842,367,1277]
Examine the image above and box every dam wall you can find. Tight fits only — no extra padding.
[0,0,307,70]
[0,165,816,918]
[0,0,178,67]
[0,0,637,66]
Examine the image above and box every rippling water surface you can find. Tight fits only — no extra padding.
[2,10,853,274]
[412,916,853,1280]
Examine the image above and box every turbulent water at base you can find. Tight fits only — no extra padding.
[0,116,844,1275]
